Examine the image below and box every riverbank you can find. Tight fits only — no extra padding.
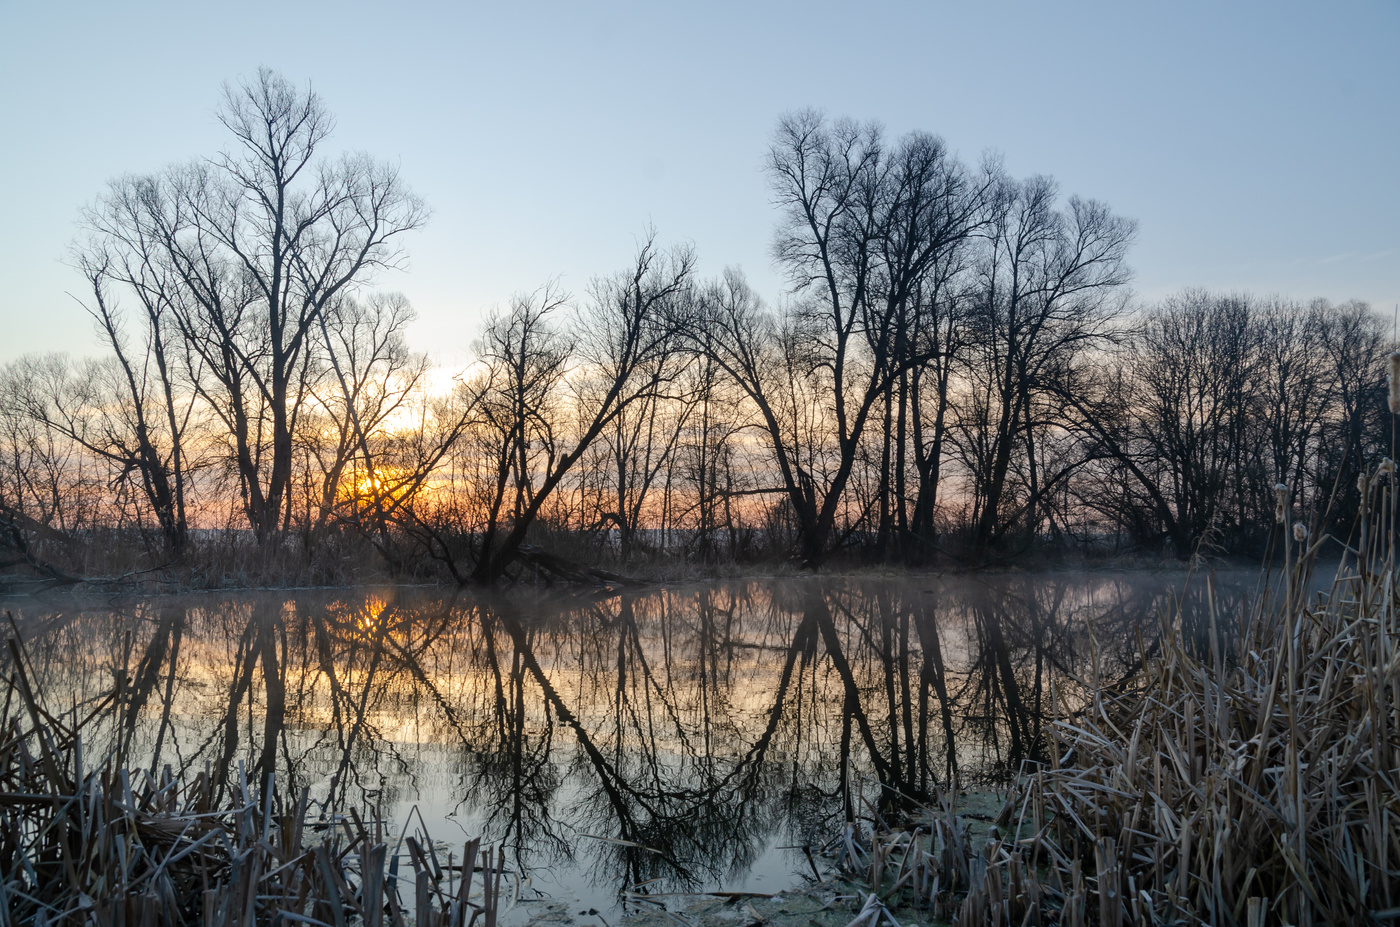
[0,545,1238,600]
[1,508,1288,595]
[756,532,1400,923]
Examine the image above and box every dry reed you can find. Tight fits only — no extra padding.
[0,637,506,927]
[963,483,1399,923]
[825,786,990,923]
[837,474,1400,925]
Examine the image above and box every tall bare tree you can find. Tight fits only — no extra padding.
[467,235,694,583]
[81,68,427,546]
[957,176,1136,558]
[63,196,200,554]
[697,112,991,566]
[309,291,433,541]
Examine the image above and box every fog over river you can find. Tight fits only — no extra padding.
[5,571,1257,917]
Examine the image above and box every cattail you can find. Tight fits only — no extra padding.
[1358,472,1369,495]
[1274,482,1289,524]
[1381,458,1395,478]
[1388,352,1400,414]
[1293,522,1308,543]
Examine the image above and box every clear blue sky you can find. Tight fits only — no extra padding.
[2,0,1396,367]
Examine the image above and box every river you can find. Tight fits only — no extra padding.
[3,570,1256,918]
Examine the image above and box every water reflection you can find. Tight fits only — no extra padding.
[5,573,1246,902]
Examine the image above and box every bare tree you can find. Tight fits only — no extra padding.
[4,349,191,556]
[64,204,200,554]
[591,277,698,560]
[0,357,106,565]
[466,285,574,578]
[310,291,431,542]
[1063,292,1257,558]
[34,88,1400,579]
[673,335,755,561]
[1248,299,1333,525]
[466,235,694,583]
[81,69,427,547]
[956,176,1136,558]
[1316,300,1391,533]
[694,113,991,566]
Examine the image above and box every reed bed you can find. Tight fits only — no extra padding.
[0,638,506,927]
[836,484,1400,925]
[824,787,988,924]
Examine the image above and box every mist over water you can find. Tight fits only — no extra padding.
[6,571,1253,914]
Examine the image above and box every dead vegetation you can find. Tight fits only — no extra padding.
[0,638,509,926]
[831,478,1400,925]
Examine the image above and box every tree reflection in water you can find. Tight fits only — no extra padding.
[6,573,1247,897]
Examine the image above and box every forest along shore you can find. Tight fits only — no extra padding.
[3,73,1388,592]
[0,540,1263,596]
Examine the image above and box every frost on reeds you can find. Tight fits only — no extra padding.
[832,477,1400,924]
[0,638,507,927]
[944,484,1400,924]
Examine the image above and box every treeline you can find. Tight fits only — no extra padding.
[0,70,1391,585]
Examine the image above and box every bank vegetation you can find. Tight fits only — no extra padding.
[1,70,1391,589]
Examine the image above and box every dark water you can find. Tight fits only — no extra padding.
[3,572,1251,917]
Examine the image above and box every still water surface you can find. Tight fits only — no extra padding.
[5,572,1249,916]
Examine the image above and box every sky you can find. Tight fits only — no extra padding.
[2,0,1396,369]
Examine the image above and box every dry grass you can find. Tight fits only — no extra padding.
[822,787,988,924]
[0,638,507,926]
[835,484,1400,925]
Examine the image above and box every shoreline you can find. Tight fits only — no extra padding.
[0,555,1252,602]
